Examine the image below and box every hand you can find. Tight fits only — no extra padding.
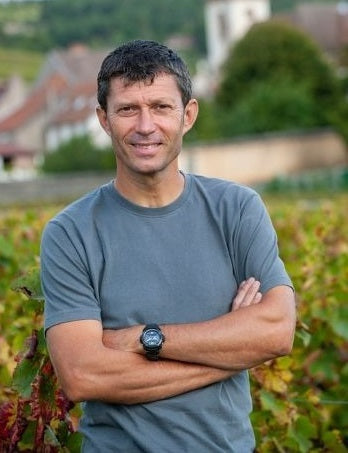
[103,324,143,353]
[231,277,262,312]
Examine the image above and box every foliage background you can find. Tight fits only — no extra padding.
[0,0,347,448]
[188,21,348,145]
[0,0,343,82]
[0,191,347,451]
[41,136,115,174]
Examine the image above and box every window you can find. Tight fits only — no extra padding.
[218,12,229,41]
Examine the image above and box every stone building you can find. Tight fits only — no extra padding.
[0,45,109,178]
[205,0,270,72]
[194,0,270,97]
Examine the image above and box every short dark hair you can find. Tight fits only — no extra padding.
[97,40,192,111]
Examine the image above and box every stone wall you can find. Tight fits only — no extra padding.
[0,172,115,207]
[0,129,346,206]
[180,129,347,184]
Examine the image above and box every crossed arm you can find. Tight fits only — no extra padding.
[46,278,296,405]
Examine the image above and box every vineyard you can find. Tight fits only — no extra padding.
[0,193,347,451]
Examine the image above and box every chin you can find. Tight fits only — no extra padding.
[132,161,174,176]
[137,167,164,176]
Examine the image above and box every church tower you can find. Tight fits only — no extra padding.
[205,0,271,72]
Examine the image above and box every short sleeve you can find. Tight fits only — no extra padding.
[41,220,101,332]
[232,191,293,294]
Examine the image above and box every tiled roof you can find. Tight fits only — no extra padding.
[48,81,97,126]
[37,45,107,86]
[60,45,106,84]
[0,143,35,157]
[288,2,348,51]
[51,104,95,125]
[0,74,67,132]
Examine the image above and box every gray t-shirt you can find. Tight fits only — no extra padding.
[41,173,292,452]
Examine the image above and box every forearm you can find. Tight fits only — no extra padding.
[162,286,295,370]
[47,321,235,405]
[81,350,234,405]
[103,285,295,372]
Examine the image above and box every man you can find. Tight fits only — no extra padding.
[41,40,296,452]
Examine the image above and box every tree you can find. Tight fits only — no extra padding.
[219,78,320,137]
[41,135,115,174]
[39,0,205,55]
[216,20,345,134]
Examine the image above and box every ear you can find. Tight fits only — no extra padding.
[96,106,111,136]
[183,99,199,135]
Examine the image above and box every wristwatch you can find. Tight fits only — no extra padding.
[140,324,165,361]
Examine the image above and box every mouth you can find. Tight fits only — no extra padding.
[131,142,162,155]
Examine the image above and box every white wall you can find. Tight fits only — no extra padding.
[205,0,270,71]
[180,130,347,184]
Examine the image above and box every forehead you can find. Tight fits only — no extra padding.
[108,73,182,103]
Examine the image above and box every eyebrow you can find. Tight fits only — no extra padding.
[112,97,177,109]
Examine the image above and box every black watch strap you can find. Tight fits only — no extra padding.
[145,349,161,361]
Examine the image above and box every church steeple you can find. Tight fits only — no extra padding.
[205,0,271,72]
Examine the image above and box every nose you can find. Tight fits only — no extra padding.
[135,108,156,135]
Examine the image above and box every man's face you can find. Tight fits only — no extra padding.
[97,73,197,179]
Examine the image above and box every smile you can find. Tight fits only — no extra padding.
[131,142,161,150]
[132,142,161,147]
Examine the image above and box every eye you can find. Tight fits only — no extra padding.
[117,105,137,116]
[154,104,172,113]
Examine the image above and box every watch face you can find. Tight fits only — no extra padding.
[143,329,162,348]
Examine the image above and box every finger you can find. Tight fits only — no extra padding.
[238,280,246,290]
[239,280,261,307]
[232,277,256,310]
[233,278,253,306]
[250,291,262,305]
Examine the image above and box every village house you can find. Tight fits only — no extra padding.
[288,1,348,57]
[0,44,108,179]
[0,74,67,177]
[195,0,348,96]
[45,81,107,151]
[0,1,347,180]
[0,75,28,121]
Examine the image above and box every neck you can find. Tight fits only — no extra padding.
[114,169,185,208]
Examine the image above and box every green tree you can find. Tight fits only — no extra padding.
[39,0,205,55]
[216,20,345,134]
[220,78,320,137]
[41,135,115,174]
[188,78,320,142]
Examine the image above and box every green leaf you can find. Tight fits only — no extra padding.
[322,430,347,453]
[65,431,83,452]
[44,425,60,447]
[276,356,293,370]
[330,306,348,340]
[56,420,69,444]
[17,420,37,450]
[0,364,12,387]
[36,328,48,356]
[11,266,44,301]
[295,329,311,347]
[12,357,40,398]
[342,363,348,376]
[288,416,317,453]
[309,350,339,381]
[0,235,15,259]
[26,298,45,315]
[259,390,286,415]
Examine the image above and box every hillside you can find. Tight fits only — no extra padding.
[0,48,43,82]
[0,0,338,52]
[0,0,339,82]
